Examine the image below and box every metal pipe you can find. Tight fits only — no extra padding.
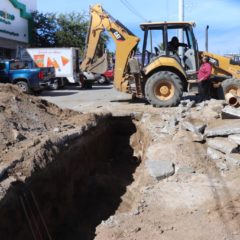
[225,93,239,107]
[178,0,184,58]
[205,25,209,52]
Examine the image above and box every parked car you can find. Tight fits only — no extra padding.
[80,71,95,89]
[95,68,114,84]
[0,60,54,93]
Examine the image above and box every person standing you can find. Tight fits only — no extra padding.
[197,56,212,102]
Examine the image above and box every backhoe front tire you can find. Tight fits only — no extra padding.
[218,78,240,99]
[145,71,183,107]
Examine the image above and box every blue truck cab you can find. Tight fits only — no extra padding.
[0,60,55,93]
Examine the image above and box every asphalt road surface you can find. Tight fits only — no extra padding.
[40,84,149,114]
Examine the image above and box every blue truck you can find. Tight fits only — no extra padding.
[0,60,55,93]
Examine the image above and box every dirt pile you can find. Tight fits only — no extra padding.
[94,99,240,240]
[0,84,98,193]
[1,84,240,240]
[0,84,142,240]
[0,84,88,153]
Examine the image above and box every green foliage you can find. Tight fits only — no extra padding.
[56,12,88,52]
[31,11,57,47]
[31,11,109,56]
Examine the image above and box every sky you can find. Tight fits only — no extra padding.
[38,0,240,55]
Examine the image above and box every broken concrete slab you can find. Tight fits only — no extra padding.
[205,119,240,137]
[191,132,205,142]
[207,137,238,154]
[146,160,175,180]
[12,129,26,142]
[179,99,196,108]
[202,107,220,121]
[177,166,195,174]
[226,153,240,166]
[216,161,229,171]
[207,147,225,161]
[208,99,225,113]
[181,119,206,134]
[222,106,240,119]
[228,134,240,145]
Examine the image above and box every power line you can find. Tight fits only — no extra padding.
[119,0,148,22]
[121,0,148,21]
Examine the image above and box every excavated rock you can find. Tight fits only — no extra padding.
[226,153,240,166]
[207,137,239,154]
[228,134,240,145]
[146,160,175,180]
[207,147,225,160]
[181,118,206,134]
[205,119,240,137]
[208,99,225,113]
[222,105,240,119]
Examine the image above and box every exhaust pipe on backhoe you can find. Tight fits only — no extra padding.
[205,25,209,52]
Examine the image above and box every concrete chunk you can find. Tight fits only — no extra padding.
[146,160,175,180]
[207,147,225,161]
[181,119,206,134]
[228,134,240,145]
[222,106,240,119]
[226,153,240,166]
[207,137,239,154]
[205,120,240,137]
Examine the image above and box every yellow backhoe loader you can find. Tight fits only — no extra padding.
[80,4,240,107]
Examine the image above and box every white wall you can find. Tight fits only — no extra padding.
[0,0,37,43]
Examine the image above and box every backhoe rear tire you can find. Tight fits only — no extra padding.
[218,78,240,99]
[145,71,183,107]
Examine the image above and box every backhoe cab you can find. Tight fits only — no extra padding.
[139,22,199,106]
[81,4,240,107]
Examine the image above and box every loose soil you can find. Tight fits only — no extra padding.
[0,84,240,240]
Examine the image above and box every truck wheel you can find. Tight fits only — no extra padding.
[16,81,30,93]
[98,75,107,84]
[145,71,183,107]
[218,78,240,99]
[50,80,59,90]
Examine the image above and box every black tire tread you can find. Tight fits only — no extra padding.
[218,78,240,99]
[145,71,183,107]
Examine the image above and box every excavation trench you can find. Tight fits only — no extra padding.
[0,116,141,240]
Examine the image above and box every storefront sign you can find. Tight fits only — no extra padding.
[0,28,19,36]
[0,10,15,21]
[0,18,11,25]
[0,0,36,43]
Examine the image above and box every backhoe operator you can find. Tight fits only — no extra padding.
[168,36,187,54]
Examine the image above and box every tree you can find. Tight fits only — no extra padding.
[56,12,88,55]
[31,11,109,56]
[31,11,57,47]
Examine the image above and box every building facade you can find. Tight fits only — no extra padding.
[0,0,36,59]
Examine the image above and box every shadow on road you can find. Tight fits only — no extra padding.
[60,85,113,91]
[90,86,113,90]
[40,91,79,97]
[111,98,149,104]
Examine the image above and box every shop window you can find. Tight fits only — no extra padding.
[0,48,13,60]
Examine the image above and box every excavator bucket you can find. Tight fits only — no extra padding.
[85,53,108,74]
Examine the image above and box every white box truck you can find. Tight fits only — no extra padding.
[19,47,95,89]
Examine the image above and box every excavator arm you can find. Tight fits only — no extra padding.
[80,4,140,92]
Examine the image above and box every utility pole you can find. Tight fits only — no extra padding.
[178,0,184,58]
